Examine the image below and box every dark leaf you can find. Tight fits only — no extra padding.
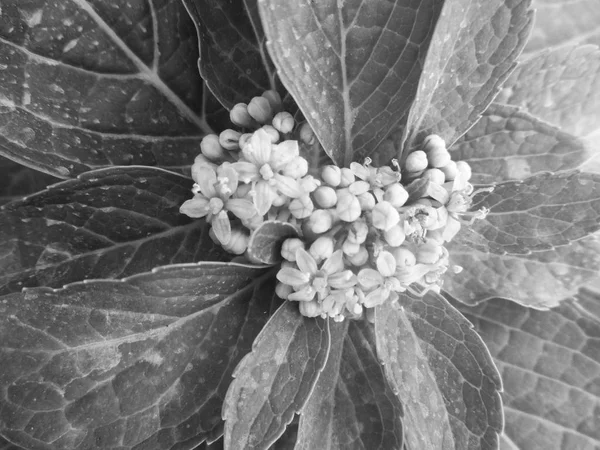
[247,220,299,265]
[497,45,600,138]
[182,0,277,109]
[0,0,214,178]
[459,171,600,255]
[295,319,404,450]
[451,103,594,184]
[223,301,330,450]
[0,436,23,450]
[375,291,503,450]
[0,166,230,296]
[403,0,534,152]
[446,232,600,309]
[257,0,445,166]
[0,156,59,205]
[0,263,275,450]
[451,293,600,450]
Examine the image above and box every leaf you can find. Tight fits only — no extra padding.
[496,45,600,138]
[223,301,330,450]
[247,220,299,265]
[0,156,59,205]
[403,0,534,152]
[375,291,503,450]
[295,319,404,450]
[182,0,277,109]
[451,103,594,184]
[451,293,600,450]
[257,0,445,166]
[522,0,600,56]
[446,232,600,309]
[0,166,230,296]
[0,263,275,450]
[0,0,215,178]
[0,436,23,450]
[459,171,600,255]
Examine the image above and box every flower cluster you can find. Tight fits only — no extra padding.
[180,90,489,321]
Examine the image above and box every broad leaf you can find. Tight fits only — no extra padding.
[403,0,534,152]
[258,0,445,166]
[452,293,600,450]
[295,319,404,450]
[447,233,600,309]
[0,166,230,296]
[0,263,275,450]
[0,156,58,205]
[523,0,600,56]
[0,0,215,178]
[459,171,600,255]
[375,291,503,450]
[496,45,600,138]
[182,0,277,109]
[223,301,330,450]
[0,436,22,450]
[247,220,299,265]
[451,103,594,184]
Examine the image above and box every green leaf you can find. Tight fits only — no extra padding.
[257,0,445,166]
[452,293,600,450]
[182,0,277,109]
[459,171,600,255]
[497,45,600,138]
[0,263,275,450]
[0,0,215,178]
[522,0,600,56]
[0,436,23,450]
[375,291,503,450]
[247,220,299,265]
[223,301,330,450]
[0,156,59,205]
[446,233,600,309]
[403,0,534,151]
[0,166,230,296]
[451,103,594,184]
[295,319,404,450]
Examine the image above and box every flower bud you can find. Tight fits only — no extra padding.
[439,160,458,181]
[348,219,369,244]
[357,192,376,211]
[230,103,254,128]
[416,242,443,264]
[299,122,316,145]
[384,224,406,247]
[282,156,309,179]
[261,125,280,143]
[241,213,264,230]
[423,168,445,185]
[307,209,334,233]
[371,201,400,231]
[376,251,397,277]
[422,134,446,153]
[456,161,472,181]
[383,183,409,208]
[299,300,322,317]
[239,133,253,148]
[339,168,356,187]
[336,191,361,222]
[427,146,452,168]
[404,150,428,172]
[276,282,293,299]
[219,129,242,151]
[272,111,295,134]
[261,90,282,113]
[272,193,288,207]
[342,239,360,256]
[313,186,337,208]
[310,236,335,261]
[281,238,305,261]
[321,165,341,187]
[201,134,227,161]
[223,228,249,254]
[247,96,273,123]
[392,247,416,267]
[346,246,369,266]
[349,180,370,196]
[300,175,320,193]
[289,195,314,219]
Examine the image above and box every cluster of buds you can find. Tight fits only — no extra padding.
[180,90,490,321]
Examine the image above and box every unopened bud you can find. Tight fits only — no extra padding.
[392,247,416,267]
[300,175,320,193]
[219,129,242,151]
[281,238,305,261]
[299,300,322,317]
[239,133,253,148]
[247,96,273,124]
[342,239,360,256]
[289,195,314,219]
[309,236,335,261]
[276,282,293,299]
[427,147,452,168]
[321,165,341,187]
[313,186,337,208]
[383,183,409,208]
[416,242,443,264]
[371,201,400,231]
[339,168,356,187]
[423,168,445,185]
[422,134,446,153]
[357,192,376,211]
[201,134,227,161]
[348,219,369,244]
[272,111,295,134]
[349,180,370,196]
[336,191,361,222]
[405,150,428,172]
[299,122,316,145]
[223,228,249,255]
[272,193,288,207]
[439,161,458,181]
[307,209,333,233]
[282,156,308,179]
[376,251,397,277]
[230,103,254,128]
[261,90,282,113]
[456,161,472,181]
[384,224,406,247]
[346,246,369,266]
[261,125,280,143]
